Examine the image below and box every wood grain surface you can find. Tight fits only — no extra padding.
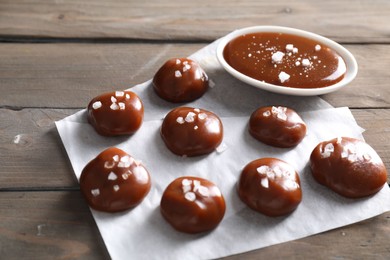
[0,0,389,259]
[0,43,389,109]
[0,0,389,43]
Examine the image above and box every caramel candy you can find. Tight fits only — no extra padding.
[153,58,209,102]
[87,90,144,136]
[238,158,302,216]
[160,176,226,234]
[310,137,388,198]
[161,107,223,157]
[249,106,306,148]
[80,147,151,212]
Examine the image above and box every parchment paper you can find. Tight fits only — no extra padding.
[56,39,390,260]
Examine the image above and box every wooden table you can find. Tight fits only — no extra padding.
[1,1,389,259]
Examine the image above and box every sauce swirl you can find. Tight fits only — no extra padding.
[223,32,346,88]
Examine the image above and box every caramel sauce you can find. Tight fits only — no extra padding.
[223,32,346,88]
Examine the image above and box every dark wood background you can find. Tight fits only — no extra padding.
[1,1,389,259]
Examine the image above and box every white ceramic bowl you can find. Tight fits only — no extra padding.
[216,26,358,96]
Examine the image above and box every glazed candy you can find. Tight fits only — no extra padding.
[153,58,209,102]
[249,106,306,148]
[161,107,223,156]
[87,90,144,136]
[310,137,388,198]
[238,158,302,216]
[80,147,151,212]
[160,176,226,233]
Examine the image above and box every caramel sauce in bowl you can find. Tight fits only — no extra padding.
[216,26,358,96]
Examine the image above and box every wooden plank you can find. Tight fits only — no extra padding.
[0,0,389,43]
[0,108,389,189]
[0,190,389,259]
[0,43,389,109]
[225,211,390,259]
[0,43,200,109]
[0,108,79,189]
[0,191,110,260]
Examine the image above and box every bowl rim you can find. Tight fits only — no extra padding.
[216,25,358,96]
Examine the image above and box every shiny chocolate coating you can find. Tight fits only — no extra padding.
[310,137,388,198]
[80,147,151,212]
[160,176,226,234]
[87,90,144,136]
[238,158,302,216]
[249,106,306,148]
[153,58,209,103]
[161,107,223,156]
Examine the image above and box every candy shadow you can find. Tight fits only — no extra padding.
[147,206,214,244]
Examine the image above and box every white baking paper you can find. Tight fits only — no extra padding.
[56,39,390,260]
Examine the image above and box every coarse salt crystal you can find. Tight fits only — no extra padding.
[183,64,191,72]
[111,96,117,103]
[324,143,334,153]
[277,112,287,121]
[261,178,269,188]
[293,47,299,54]
[185,112,196,123]
[125,93,130,99]
[176,59,181,64]
[108,172,117,180]
[182,179,192,186]
[267,171,275,180]
[198,113,207,120]
[122,173,129,180]
[110,103,119,110]
[284,179,300,190]
[271,107,287,120]
[272,51,285,64]
[295,61,301,66]
[257,165,270,175]
[176,117,185,124]
[248,53,252,57]
[194,125,198,130]
[113,185,120,192]
[113,155,119,162]
[273,166,283,178]
[193,180,201,189]
[92,101,102,110]
[175,70,182,78]
[118,102,125,110]
[278,71,290,83]
[198,186,210,197]
[115,91,124,97]
[182,185,191,193]
[286,44,294,52]
[363,153,372,161]
[315,44,322,51]
[194,108,200,113]
[91,189,100,197]
[118,155,133,168]
[120,155,131,162]
[104,161,115,169]
[263,110,271,117]
[348,153,358,162]
[302,59,311,67]
[184,192,196,202]
[321,143,334,158]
